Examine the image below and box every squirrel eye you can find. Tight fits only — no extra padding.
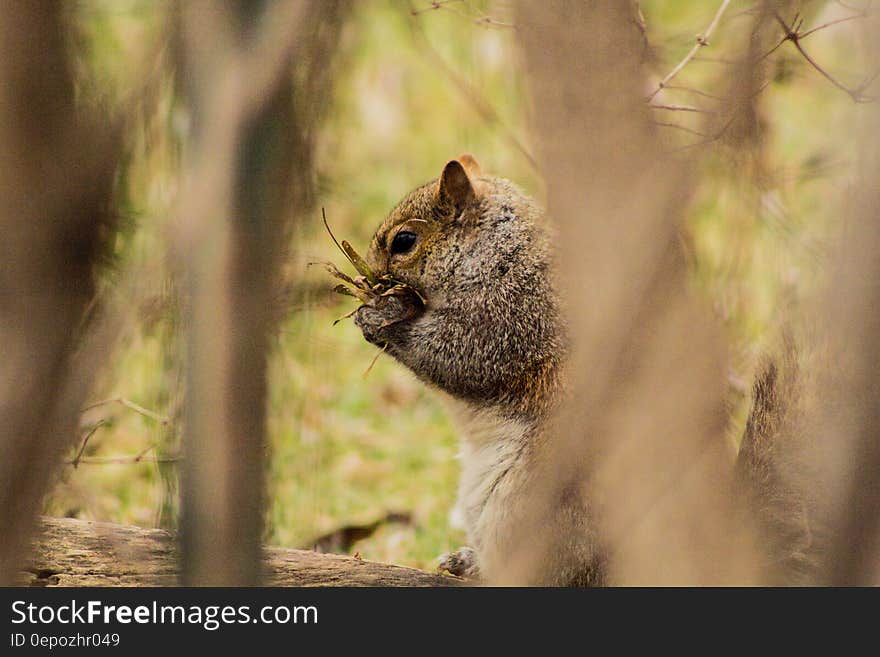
[390,230,417,255]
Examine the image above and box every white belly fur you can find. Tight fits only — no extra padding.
[442,397,532,549]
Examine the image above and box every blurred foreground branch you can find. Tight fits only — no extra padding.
[820,33,880,584]
[510,0,760,585]
[0,0,122,584]
[175,0,348,586]
[728,0,880,587]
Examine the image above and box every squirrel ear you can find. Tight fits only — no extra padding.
[457,153,482,178]
[437,159,475,211]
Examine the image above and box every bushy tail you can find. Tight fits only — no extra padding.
[736,340,824,584]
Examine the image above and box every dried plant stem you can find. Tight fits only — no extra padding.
[363,343,388,378]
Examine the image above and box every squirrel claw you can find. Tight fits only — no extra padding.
[354,294,421,346]
[437,546,481,581]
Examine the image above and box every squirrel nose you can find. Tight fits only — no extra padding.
[365,250,388,278]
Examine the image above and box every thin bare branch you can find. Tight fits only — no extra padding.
[70,420,108,469]
[772,12,875,103]
[691,55,741,65]
[471,15,514,29]
[674,78,771,151]
[654,121,712,137]
[648,0,734,100]
[650,103,716,114]
[406,1,537,171]
[65,454,180,465]
[799,10,869,39]
[411,0,513,29]
[81,397,170,425]
[662,84,723,101]
[410,0,463,16]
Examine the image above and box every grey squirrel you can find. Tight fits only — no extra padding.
[353,155,813,585]
[354,154,597,585]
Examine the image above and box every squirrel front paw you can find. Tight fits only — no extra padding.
[354,294,420,347]
[437,546,481,581]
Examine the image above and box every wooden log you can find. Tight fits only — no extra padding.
[21,517,462,587]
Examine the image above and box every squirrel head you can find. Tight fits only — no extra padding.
[358,155,562,417]
[365,154,535,305]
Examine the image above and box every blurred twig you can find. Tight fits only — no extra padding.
[654,121,712,137]
[68,424,177,468]
[406,1,537,171]
[70,420,108,469]
[648,0,733,101]
[410,0,513,29]
[410,0,462,15]
[770,11,876,102]
[650,0,877,151]
[650,103,716,113]
[67,453,180,466]
[81,397,170,425]
[799,10,869,38]
[672,79,771,150]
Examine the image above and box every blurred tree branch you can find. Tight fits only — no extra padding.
[820,29,880,583]
[175,0,348,586]
[0,0,124,584]
[508,0,761,585]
